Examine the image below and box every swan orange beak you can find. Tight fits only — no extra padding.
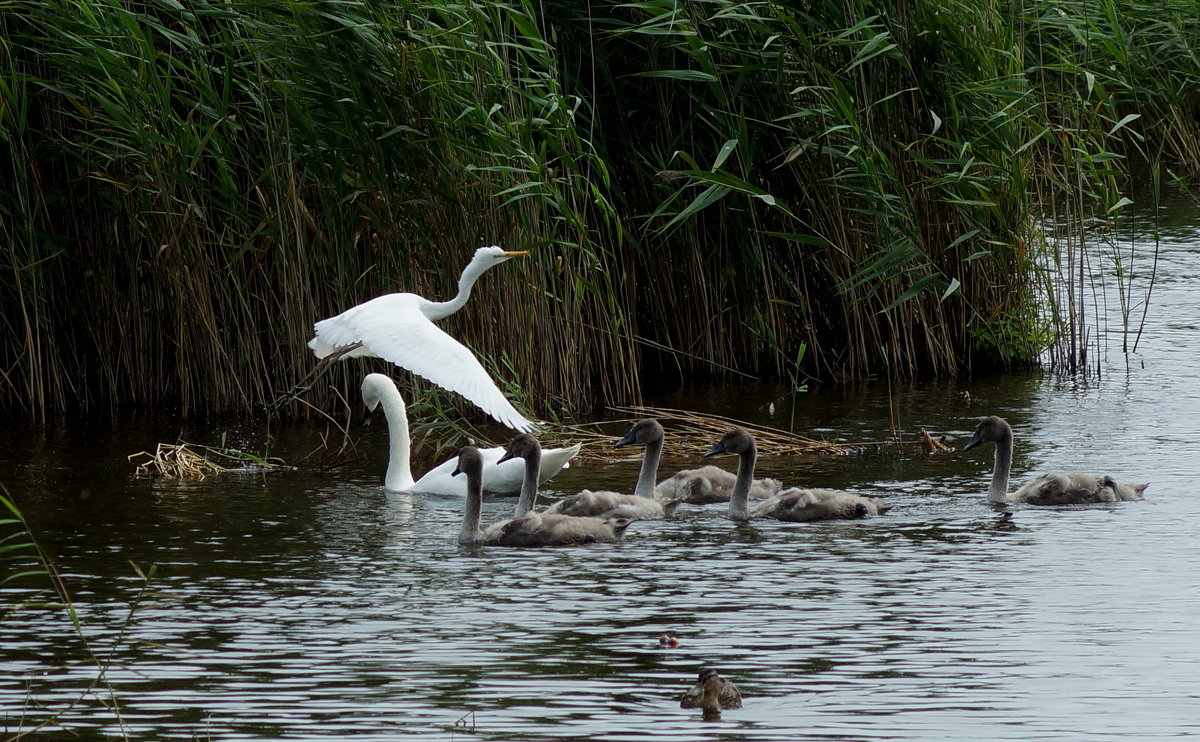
[500,250,529,259]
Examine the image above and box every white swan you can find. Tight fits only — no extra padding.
[963,415,1148,504]
[544,419,678,520]
[310,246,536,431]
[361,374,579,495]
[454,444,633,546]
[705,428,890,521]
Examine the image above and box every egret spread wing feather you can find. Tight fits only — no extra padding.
[342,295,536,432]
[308,246,534,431]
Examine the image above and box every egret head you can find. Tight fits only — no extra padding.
[474,245,529,264]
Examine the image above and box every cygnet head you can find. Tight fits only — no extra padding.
[451,446,485,478]
[498,433,541,464]
[614,418,664,448]
[472,245,529,266]
[703,428,755,458]
[963,415,1012,452]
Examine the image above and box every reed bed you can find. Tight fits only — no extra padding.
[3,0,1199,425]
[539,406,953,464]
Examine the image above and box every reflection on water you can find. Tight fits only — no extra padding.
[4,199,1200,740]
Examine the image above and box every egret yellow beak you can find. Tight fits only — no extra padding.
[500,250,529,258]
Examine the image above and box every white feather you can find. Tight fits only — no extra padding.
[309,246,536,432]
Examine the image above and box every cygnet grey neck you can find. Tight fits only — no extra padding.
[634,436,664,499]
[458,466,484,544]
[513,447,542,517]
[989,428,1013,503]
[727,446,756,521]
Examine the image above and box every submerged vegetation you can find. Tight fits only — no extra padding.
[2,0,1197,422]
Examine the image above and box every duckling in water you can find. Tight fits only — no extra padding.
[680,668,741,718]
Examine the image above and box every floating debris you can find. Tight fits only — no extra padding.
[128,442,293,480]
[919,427,952,454]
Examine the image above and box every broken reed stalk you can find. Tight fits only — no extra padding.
[128,443,292,481]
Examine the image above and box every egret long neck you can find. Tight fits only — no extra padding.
[423,257,494,321]
[514,448,542,517]
[989,430,1013,503]
[633,437,663,499]
[379,385,416,491]
[459,468,484,544]
[727,448,756,521]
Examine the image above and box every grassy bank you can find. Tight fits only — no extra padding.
[2,0,1198,423]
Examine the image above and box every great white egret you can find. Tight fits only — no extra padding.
[704,428,891,521]
[964,416,1148,504]
[452,445,633,547]
[307,245,535,431]
[361,373,579,496]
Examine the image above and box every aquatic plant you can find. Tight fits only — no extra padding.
[127,441,292,480]
[1,0,1196,425]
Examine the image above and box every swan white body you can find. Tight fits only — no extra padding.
[456,441,633,547]
[545,419,678,520]
[964,415,1148,505]
[311,246,536,432]
[362,374,579,495]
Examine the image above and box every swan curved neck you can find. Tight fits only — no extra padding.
[727,447,756,521]
[989,429,1013,503]
[459,469,484,544]
[514,449,542,517]
[634,437,663,499]
[376,382,415,491]
[423,256,494,321]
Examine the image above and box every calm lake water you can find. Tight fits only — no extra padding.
[3,197,1199,740]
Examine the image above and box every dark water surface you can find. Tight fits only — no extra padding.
[3,203,1199,740]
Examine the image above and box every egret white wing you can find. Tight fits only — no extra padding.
[309,294,408,359]
[320,294,536,431]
